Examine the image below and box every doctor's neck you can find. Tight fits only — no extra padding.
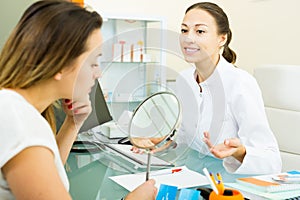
[194,55,219,83]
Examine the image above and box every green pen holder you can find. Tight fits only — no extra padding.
[209,188,243,200]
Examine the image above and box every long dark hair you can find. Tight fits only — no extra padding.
[0,0,103,132]
[186,2,236,64]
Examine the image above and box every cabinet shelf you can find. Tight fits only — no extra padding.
[107,100,143,104]
[101,61,159,64]
[97,15,166,120]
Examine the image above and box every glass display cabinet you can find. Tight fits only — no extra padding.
[99,16,166,121]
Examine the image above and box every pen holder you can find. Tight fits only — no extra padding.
[209,189,243,200]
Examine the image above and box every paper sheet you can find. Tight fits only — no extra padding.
[109,166,209,191]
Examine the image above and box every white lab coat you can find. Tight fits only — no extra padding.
[175,56,282,174]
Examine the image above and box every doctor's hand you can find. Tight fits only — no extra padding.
[125,179,157,200]
[203,131,246,163]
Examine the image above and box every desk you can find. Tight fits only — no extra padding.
[66,134,250,200]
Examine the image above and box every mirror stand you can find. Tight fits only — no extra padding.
[146,150,151,181]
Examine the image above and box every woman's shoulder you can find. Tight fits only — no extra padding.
[0,89,39,116]
[0,89,51,133]
[219,59,256,85]
[218,59,260,97]
[0,89,27,104]
[178,66,195,77]
[176,67,197,91]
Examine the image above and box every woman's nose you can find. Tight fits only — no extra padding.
[180,35,194,45]
[185,33,195,43]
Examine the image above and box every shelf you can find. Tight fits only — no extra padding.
[97,15,165,121]
[107,100,142,104]
[101,61,159,64]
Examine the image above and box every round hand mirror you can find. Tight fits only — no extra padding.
[128,91,181,181]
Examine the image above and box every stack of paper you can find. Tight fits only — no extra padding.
[227,171,300,199]
[226,182,300,200]
[236,176,300,193]
[109,166,209,191]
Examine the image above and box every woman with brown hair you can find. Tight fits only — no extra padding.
[176,2,281,175]
[0,1,156,199]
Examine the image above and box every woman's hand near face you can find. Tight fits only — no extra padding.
[125,179,157,200]
[56,97,92,164]
[62,97,92,129]
[203,131,246,163]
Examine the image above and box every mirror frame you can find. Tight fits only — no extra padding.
[128,91,181,149]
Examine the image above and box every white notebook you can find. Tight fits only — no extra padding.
[227,182,300,200]
[236,175,300,193]
[103,144,174,167]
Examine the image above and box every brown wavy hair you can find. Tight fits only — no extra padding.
[0,0,103,132]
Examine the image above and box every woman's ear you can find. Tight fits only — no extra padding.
[218,34,227,47]
[54,72,62,80]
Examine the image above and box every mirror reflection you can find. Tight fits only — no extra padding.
[128,91,181,181]
[129,92,181,149]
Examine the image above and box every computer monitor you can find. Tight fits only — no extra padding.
[79,80,113,132]
[55,80,113,133]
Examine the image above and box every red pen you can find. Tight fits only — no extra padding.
[151,168,183,176]
[172,168,183,173]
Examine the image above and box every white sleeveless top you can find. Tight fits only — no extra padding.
[0,89,69,199]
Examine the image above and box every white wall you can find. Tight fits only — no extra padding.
[86,0,204,79]
[1,0,299,74]
[0,0,35,49]
[220,0,300,73]
[87,0,300,75]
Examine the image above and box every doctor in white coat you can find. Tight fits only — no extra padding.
[176,2,282,174]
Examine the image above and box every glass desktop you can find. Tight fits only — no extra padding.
[66,133,250,200]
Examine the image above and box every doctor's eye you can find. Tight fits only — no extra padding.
[181,28,188,33]
[196,30,205,34]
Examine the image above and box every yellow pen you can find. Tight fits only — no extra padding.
[209,172,219,192]
[216,173,223,182]
[203,168,219,195]
[216,173,225,195]
[217,180,225,195]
